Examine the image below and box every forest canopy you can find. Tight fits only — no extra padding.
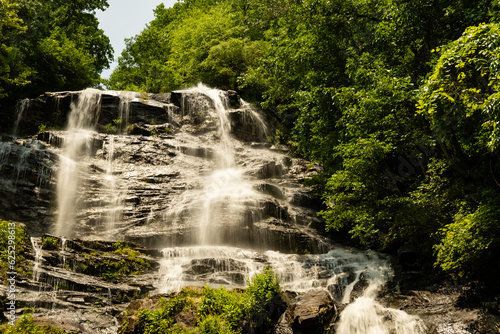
[0,0,112,108]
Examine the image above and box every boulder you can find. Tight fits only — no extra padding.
[286,290,337,334]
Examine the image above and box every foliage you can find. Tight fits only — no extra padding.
[0,220,31,282]
[41,236,60,250]
[0,0,113,132]
[245,266,282,315]
[417,23,500,154]
[130,268,282,334]
[198,315,235,334]
[434,196,500,279]
[0,313,67,334]
[198,286,247,329]
[0,0,29,99]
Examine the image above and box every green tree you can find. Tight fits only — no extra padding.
[0,0,29,99]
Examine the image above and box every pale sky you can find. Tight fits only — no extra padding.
[96,0,177,78]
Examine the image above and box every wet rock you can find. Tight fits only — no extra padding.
[286,290,337,334]
[126,123,151,136]
[254,182,285,200]
[274,311,294,334]
[228,109,267,142]
[291,192,324,211]
[257,161,284,179]
[227,90,241,109]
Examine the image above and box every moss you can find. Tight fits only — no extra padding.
[62,239,154,282]
[41,236,60,250]
[0,220,32,283]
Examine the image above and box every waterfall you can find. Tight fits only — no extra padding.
[178,84,235,168]
[30,237,43,282]
[10,85,429,332]
[104,135,121,236]
[174,84,260,245]
[13,98,30,139]
[156,84,427,333]
[55,89,101,237]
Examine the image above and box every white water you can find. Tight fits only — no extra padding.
[177,84,235,168]
[55,89,101,237]
[171,84,263,245]
[104,136,122,236]
[30,237,43,282]
[13,98,30,138]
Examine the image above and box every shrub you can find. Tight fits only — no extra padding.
[434,198,500,280]
[42,236,60,250]
[198,286,247,328]
[125,268,283,333]
[0,313,66,334]
[198,315,235,334]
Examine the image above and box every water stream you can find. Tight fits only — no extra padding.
[30,237,43,282]
[13,98,30,139]
[55,89,101,237]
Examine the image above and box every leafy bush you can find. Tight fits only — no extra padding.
[434,199,500,279]
[42,236,60,250]
[134,293,196,334]
[0,313,66,334]
[126,268,283,334]
[198,315,235,334]
[199,266,282,331]
[0,220,31,282]
[198,286,247,328]
[245,266,282,315]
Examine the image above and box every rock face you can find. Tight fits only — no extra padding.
[285,290,336,334]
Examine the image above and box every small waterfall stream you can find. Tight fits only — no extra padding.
[104,135,121,236]
[30,237,43,282]
[55,89,102,237]
[13,98,30,139]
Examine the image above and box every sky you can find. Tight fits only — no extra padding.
[96,0,177,79]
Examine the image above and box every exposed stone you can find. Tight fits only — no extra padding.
[286,290,337,334]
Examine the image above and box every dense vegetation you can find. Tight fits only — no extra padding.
[119,268,283,334]
[0,0,113,128]
[0,313,67,334]
[107,0,500,289]
[0,220,32,282]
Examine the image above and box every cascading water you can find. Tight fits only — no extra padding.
[156,84,428,333]
[55,89,102,237]
[30,237,43,282]
[13,98,30,139]
[104,135,121,236]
